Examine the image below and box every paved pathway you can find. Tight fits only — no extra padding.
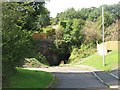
[24,64,100,72]
[109,68,120,79]
[25,65,107,88]
[54,72,107,88]
[24,65,119,89]
[93,71,119,88]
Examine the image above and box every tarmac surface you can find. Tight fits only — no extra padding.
[25,65,119,89]
[54,72,107,88]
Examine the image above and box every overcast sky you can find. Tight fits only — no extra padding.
[45,0,120,17]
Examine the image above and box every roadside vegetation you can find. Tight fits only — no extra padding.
[10,68,54,88]
[70,50,118,71]
[2,1,119,88]
[2,2,51,87]
[68,44,96,63]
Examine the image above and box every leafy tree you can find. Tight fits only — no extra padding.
[64,8,76,19]
[81,21,102,44]
[97,11,114,28]
[88,7,101,21]
[101,4,120,19]
[75,8,91,20]
[2,1,50,87]
[11,2,51,31]
[54,8,76,23]
[71,18,85,45]
[64,19,73,34]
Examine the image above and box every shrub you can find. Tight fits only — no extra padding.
[35,53,49,66]
[23,58,49,68]
[68,44,96,63]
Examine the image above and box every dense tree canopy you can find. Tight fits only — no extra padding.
[52,3,119,62]
[54,3,119,44]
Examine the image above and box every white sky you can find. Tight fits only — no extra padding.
[45,0,120,17]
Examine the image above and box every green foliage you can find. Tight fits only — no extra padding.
[101,4,120,19]
[21,2,50,30]
[97,11,114,28]
[2,2,50,87]
[55,8,76,22]
[2,2,120,87]
[53,3,120,48]
[59,21,66,28]
[42,26,55,37]
[23,58,49,68]
[54,26,63,40]
[105,21,118,41]
[81,21,102,44]
[62,18,85,47]
[35,53,49,65]
[2,2,33,66]
[75,8,91,20]
[64,19,73,34]
[69,44,96,63]
[88,7,101,21]
[71,18,85,44]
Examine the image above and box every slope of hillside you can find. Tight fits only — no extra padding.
[72,50,118,71]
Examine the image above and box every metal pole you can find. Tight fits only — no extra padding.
[102,7,105,66]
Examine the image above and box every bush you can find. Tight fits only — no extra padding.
[35,53,49,66]
[68,44,96,63]
[22,58,49,68]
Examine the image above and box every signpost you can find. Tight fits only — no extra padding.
[102,7,105,66]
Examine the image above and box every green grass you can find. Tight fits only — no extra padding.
[10,68,54,88]
[75,50,119,71]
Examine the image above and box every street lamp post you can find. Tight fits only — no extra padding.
[102,7,105,66]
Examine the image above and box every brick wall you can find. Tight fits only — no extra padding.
[32,33,47,39]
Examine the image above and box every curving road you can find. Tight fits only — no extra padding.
[54,72,107,88]
[25,65,119,89]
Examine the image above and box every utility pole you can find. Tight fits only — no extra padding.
[102,7,105,66]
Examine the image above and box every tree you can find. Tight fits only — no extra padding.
[75,8,91,20]
[2,1,50,87]
[97,11,114,28]
[71,18,85,45]
[54,8,76,23]
[88,7,101,21]
[81,21,102,44]
[11,2,51,31]
[101,4,120,19]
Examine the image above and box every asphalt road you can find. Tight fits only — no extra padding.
[54,72,107,88]
[25,66,119,89]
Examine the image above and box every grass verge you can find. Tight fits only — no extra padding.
[10,68,54,88]
[75,50,118,71]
